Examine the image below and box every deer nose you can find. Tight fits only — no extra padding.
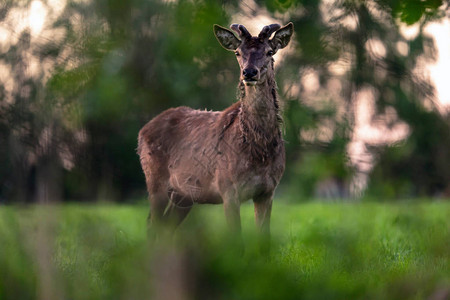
[243,68,258,80]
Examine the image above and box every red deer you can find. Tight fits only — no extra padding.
[138,23,293,246]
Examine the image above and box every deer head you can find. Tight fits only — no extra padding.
[214,22,294,86]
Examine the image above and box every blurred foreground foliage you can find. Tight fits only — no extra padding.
[0,0,449,202]
[0,202,449,299]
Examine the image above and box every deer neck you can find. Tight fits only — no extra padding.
[238,66,282,161]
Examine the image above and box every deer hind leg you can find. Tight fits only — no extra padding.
[162,191,193,227]
[147,189,193,236]
[147,191,170,232]
[139,143,174,234]
[253,194,273,255]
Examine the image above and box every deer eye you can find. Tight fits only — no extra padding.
[267,50,274,56]
[235,51,240,56]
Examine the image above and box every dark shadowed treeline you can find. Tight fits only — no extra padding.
[0,0,448,202]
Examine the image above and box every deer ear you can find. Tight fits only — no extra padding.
[214,24,241,51]
[270,22,294,51]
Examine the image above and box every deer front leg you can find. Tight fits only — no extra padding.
[253,194,273,255]
[223,198,241,233]
[221,191,245,252]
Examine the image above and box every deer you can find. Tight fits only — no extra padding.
[138,22,293,250]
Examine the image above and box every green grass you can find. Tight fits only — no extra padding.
[0,201,449,299]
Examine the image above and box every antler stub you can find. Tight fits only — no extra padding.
[230,24,252,40]
[258,24,281,40]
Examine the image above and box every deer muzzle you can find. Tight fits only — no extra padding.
[242,68,259,86]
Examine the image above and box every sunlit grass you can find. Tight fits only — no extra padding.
[0,201,449,299]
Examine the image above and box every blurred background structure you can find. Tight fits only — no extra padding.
[0,0,449,203]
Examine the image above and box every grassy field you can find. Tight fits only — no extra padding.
[0,201,449,300]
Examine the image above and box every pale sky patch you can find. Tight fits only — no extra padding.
[424,18,450,108]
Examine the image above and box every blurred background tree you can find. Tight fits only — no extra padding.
[0,0,448,202]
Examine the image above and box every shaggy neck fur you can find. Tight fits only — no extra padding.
[238,59,283,162]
